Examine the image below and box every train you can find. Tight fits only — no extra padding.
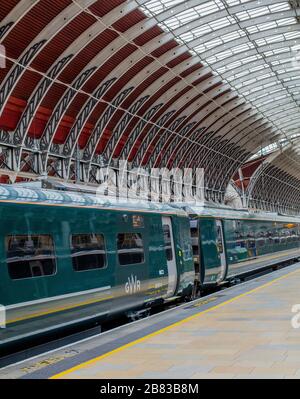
[0,184,300,353]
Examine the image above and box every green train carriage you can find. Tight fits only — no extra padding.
[1,184,300,353]
[0,185,194,351]
[186,205,300,286]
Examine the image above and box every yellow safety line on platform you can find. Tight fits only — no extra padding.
[50,267,300,379]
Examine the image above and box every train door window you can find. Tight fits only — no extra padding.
[190,220,199,257]
[163,224,173,261]
[71,234,107,271]
[216,225,224,254]
[6,235,56,280]
[117,233,144,265]
[257,238,265,247]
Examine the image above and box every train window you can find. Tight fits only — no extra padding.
[163,224,173,261]
[117,233,144,265]
[71,234,106,271]
[216,226,224,254]
[6,235,56,280]
[256,238,265,247]
[190,227,198,238]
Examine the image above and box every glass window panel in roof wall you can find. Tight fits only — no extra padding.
[277,18,297,27]
[224,0,253,6]
[180,15,236,42]
[210,16,235,30]
[164,10,199,29]
[235,7,271,22]
[143,0,184,14]
[189,24,214,37]
[257,33,300,49]
[255,34,284,47]
[194,1,225,16]
[163,17,181,29]
[254,88,285,101]
[238,72,275,87]
[180,32,195,41]
[264,47,291,57]
[197,30,246,54]
[246,21,283,35]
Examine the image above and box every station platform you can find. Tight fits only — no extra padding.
[1,263,300,379]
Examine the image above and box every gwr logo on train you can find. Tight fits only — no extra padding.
[125,275,141,294]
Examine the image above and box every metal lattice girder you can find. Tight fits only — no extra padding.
[179,109,262,169]
[163,94,242,167]
[118,68,215,162]
[123,68,217,164]
[170,126,206,169]
[0,0,98,114]
[62,28,187,159]
[201,108,260,150]
[0,40,46,109]
[39,66,97,154]
[151,85,235,163]
[119,104,167,165]
[13,54,73,146]
[37,8,161,154]
[199,139,246,183]
[235,121,273,150]
[142,85,228,168]
[159,95,246,168]
[0,0,35,41]
[12,0,139,147]
[61,77,117,156]
[107,62,209,161]
[139,81,230,158]
[185,124,274,175]
[1,0,300,206]
[79,41,198,165]
[138,0,300,147]
[82,47,207,168]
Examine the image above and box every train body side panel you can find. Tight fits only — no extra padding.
[0,202,170,350]
[172,216,194,296]
[198,218,222,283]
[223,218,300,278]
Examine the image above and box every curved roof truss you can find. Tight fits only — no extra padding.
[0,0,299,207]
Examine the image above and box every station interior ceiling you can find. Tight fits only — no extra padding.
[0,0,300,213]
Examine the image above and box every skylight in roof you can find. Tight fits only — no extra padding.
[139,0,300,144]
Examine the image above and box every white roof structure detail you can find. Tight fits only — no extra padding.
[137,0,300,142]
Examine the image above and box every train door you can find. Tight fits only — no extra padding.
[215,219,227,281]
[162,216,178,296]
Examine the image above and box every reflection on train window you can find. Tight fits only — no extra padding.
[216,226,224,254]
[163,224,173,261]
[117,233,144,265]
[6,235,56,280]
[256,238,265,247]
[71,234,106,271]
[190,227,198,238]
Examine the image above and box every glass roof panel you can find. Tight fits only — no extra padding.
[138,0,300,147]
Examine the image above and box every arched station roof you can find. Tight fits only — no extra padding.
[0,0,299,208]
